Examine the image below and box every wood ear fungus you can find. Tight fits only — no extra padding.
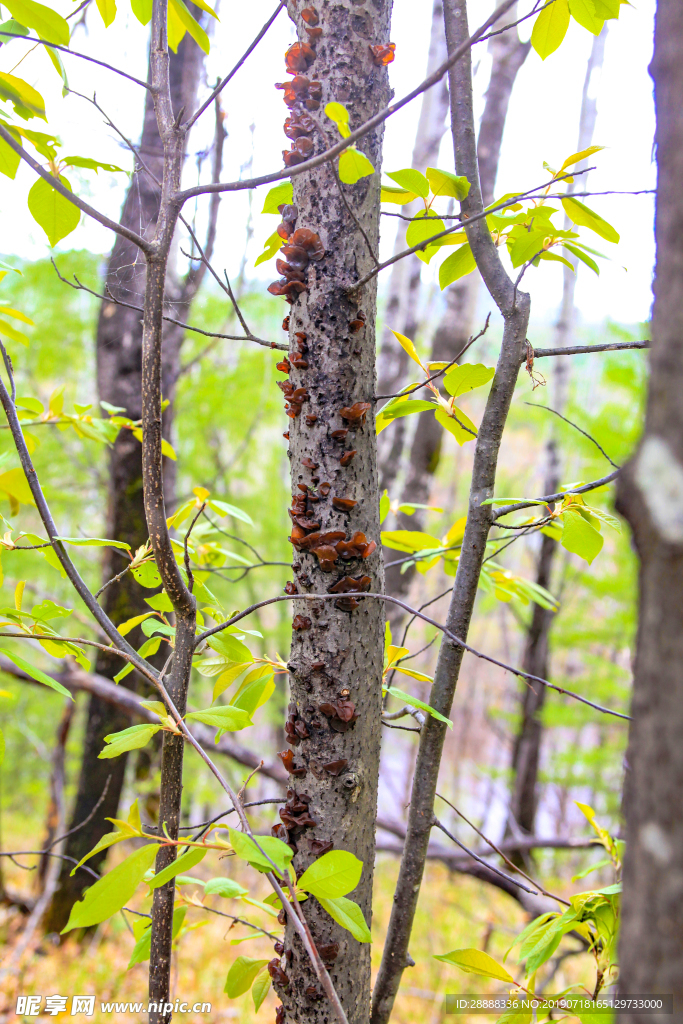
[339,402,371,425]
[370,42,396,66]
[339,450,357,466]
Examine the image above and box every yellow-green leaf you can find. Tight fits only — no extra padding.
[559,144,605,172]
[2,0,69,45]
[439,243,476,289]
[0,467,35,505]
[317,896,371,942]
[0,71,46,119]
[28,174,80,247]
[252,969,271,1012]
[435,404,478,445]
[442,363,495,399]
[261,181,293,214]
[338,148,374,184]
[225,956,270,998]
[130,0,152,24]
[297,850,363,900]
[380,184,417,205]
[568,0,604,34]
[95,0,116,25]
[380,530,442,553]
[148,846,207,889]
[62,843,158,932]
[531,0,570,59]
[561,197,619,242]
[433,948,513,982]
[255,229,283,266]
[425,166,470,200]
[386,168,429,199]
[391,330,424,370]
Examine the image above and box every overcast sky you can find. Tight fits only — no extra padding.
[0,0,655,326]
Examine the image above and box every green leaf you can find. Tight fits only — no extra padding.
[127,907,185,969]
[2,0,69,45]
[207,499,254,526]
[207,630,253,662]
[255,228,283,267]
[439,243,476,289]
[62,843,158,932]
[0,648,73,700]
[317,896,371,942]
[0,316,30,345]
[325,101,350,135]
[185,705,252,731]
[386,168,429,199]
[443,363,495,399]
[572,858,612,882]
[0,124,21,179]
[69,830,131,876]
[55,536,131,550]
[0,71,46,119]
[28,174,80,247]
[592,0,621,17]
[130,0,152,23]
[0,467,35,505]
[95,0,116,26]
[433,948,513,982]
[231,672,275,717]
[226,828,293,874]
[406,209,446,264]
[63,155,125,174]
[384,685,452,728]
[145,592,174,613]
[261,181,293,214]
[509,228,548,268]
[99,724,161,759]
[531,0,570,59]
[379,489,390,524]
[338,148,374,184]
[434,404,478,445]
[140,618,175,639]
[252,968,271,1011]
[568,0,604,34]
[380,530,442,553]
[375,398,434,433]
[131,561,162,588]
[380,183,417,205]
[563,241,600,274]
[538,250,574,270]
[297,850,363,899]
[560,508,603,564]
[425,167,470,200]
[168,0,210,53]
[204,876,249,898]
[241,895,280,918]
[0,19,29,43]
[225,956,270,998]
[148,846,207,889]
[562,197,619,243]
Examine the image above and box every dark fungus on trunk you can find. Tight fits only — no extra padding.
[267,2,390,1022]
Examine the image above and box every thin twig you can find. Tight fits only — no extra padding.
[492,469,620,520]
[1,33,151,88]
[524,402,620,468]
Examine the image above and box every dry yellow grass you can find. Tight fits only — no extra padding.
[0,813,597,1023]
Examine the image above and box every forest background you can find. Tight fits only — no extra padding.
[0,0,654,1020]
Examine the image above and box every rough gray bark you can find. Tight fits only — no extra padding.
[376,0,449,495]
[44,22,207,938]
[508,27,605,856]
[370,3,530,1020]
[616,1,683,1016]
[384,2,528,630]
[270,4,390,1022]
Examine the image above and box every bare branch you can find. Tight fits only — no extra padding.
[2,33,152,88]
[532,340,650,358]
[492,469,621,519]
[525,402,620,468]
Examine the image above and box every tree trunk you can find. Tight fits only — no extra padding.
[616,1,683,1015]
[43,28,207,937]
[507,27,606,857]
[376,0,449,496]
[271,4,389,1022]
[384,3,528,631]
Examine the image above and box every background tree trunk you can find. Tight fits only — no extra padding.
[43,27,208,936]
[273,3,389,1021]
[376,0,449,496]
[508,27,606,859]
[384,2,529,633]
[616,0,683,1015]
